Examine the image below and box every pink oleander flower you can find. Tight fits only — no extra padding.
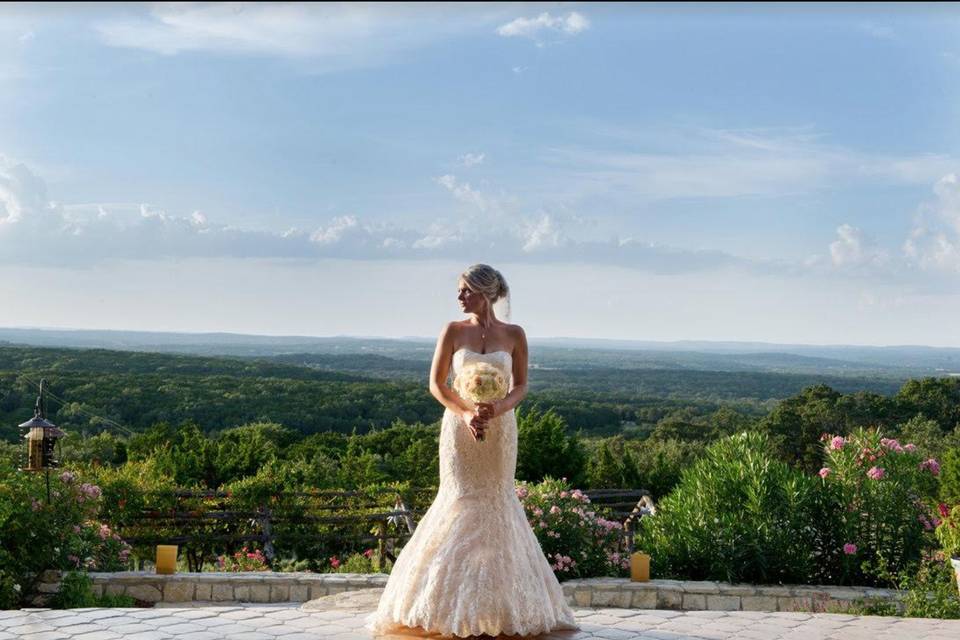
[539,521,547,528]
[79,483,102,499]
[560,491,569,498]
[549,505,561,515]
[843,543,857,555]
[831,436,846,450]
[880,438,904,453]
[920,459,940,476]
[329,557,340,569]
[904,443,917,452]
[363,549,374,558]
[73,525,82,534]
[939,503,951,519]
[818,467,831,479]
[59,471,75,484]
[867,466,885,480]
[514,486,528,500]
[98,524,111,540]
[532,507,543,517]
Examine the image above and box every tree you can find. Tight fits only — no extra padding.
[895,378,960,433]
[213,422,298,485]
[516,406,587,486]
[759,384,844,473]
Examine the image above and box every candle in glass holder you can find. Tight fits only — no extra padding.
[156,545,178,575]
[630,551,650,582]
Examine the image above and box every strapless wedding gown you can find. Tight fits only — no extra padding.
[365,348,580,638]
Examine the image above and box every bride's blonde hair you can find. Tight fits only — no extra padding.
[460,264,511,322]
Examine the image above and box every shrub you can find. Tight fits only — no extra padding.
[49,571,136,609]
[937,503,960,559]
[819,428,940,585]
[637,431,824,584]
[515,477,626,580]
[899,553,960,619]
[50,571,97,608]
[0,468,132,607]
[216,547,271,572]
[940,448,960,506]
[328,549,378,574]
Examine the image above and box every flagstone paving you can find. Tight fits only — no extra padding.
[2,588,958,639]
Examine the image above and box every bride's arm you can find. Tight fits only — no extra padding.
[483,325,529,419]
[428,322,474,416]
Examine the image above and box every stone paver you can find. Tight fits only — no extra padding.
[2,588,959,639]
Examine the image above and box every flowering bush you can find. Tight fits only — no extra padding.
[326,549,379,574]
[217,547,271,572]
[818,428,940,585]
[514,476,626,580]
[0,467,132,607]
[936,503,960,559]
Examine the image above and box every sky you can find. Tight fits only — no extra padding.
[1,2,960,346]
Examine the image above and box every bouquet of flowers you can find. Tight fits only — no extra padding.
[453,362,508,441]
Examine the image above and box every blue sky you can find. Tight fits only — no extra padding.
[1,3,959,345]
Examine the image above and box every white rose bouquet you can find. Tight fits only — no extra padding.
[453,362,508,441]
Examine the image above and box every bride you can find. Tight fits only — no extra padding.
[365,264,580,638]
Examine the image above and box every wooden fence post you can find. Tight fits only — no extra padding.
[259,506,276,565]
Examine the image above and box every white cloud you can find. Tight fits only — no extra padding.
[544,126,958,202]
[497,11,590,40]
[0,157,757,275]
[904,173,960,272]
[521,213,566,252]
[829,224,888,268]
[309,215,359,245]
[95,3,516,71]
[435,174,489,211]
[858,22,896,41]
[458,152,485,168]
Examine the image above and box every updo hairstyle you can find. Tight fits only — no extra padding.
[460,264,509,304]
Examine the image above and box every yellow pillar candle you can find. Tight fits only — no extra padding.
[630,551,650,582]
[156,545,178,575]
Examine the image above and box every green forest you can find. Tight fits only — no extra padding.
[1,344,958,499]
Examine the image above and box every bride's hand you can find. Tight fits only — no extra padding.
[475,401,500,421]
[461,409,488,441]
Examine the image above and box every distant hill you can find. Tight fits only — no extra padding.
[0,327,955,378]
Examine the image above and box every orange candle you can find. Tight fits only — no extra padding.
[630,551,650,582]
[156,545,178,574]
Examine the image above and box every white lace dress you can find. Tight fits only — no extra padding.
[365,348,580,638]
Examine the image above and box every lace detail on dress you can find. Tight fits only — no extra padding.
[364,349,580,638]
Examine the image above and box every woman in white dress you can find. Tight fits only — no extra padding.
[365,264,580,638]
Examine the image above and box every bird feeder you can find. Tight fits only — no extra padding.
[19,379,65,472]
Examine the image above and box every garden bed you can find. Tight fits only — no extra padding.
[31,571,903,613]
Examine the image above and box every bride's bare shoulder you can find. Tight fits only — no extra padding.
[505,323,527,345]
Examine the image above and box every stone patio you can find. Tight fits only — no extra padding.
[2,588,959,639]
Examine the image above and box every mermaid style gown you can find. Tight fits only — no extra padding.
[365,348,580,638]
